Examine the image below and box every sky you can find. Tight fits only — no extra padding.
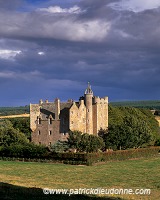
[0,0,160,106]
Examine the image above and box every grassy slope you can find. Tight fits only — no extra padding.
[0,157,160,200]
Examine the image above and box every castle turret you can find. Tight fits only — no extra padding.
[84,82,93,134]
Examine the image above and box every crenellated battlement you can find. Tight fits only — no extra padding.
[93,96,108,104]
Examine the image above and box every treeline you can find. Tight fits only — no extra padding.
[101,105,160,150]
[110,100,160,110]
[0,106,29,116]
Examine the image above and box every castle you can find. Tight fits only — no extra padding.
[30,83,108,146]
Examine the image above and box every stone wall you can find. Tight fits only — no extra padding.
[30,104,40,132]
[31,119,61,146]
[93,96,108,135]
[69,100,86,133]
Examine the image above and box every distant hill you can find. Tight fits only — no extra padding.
[110,100,160,110]
[0,106,29,116]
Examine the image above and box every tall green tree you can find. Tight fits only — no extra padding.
[0,120,28,147]
[67,130,104,153]
[9,118,31,141]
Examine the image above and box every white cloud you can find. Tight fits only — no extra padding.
[43,19,110,42]
[109,0,160,12]
[38,51,45,55]
[38,5,82,14]
[67,20,110,42]
[0,49,21,59]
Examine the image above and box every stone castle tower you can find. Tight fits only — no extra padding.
[30,83,108,146]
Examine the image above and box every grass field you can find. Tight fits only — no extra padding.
[0,156,160,200]
[0,114,30,119]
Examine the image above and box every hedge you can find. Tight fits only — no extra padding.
[86,146,160,165]
[0,147,160,166]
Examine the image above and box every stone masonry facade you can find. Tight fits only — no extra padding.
[30,83,108,146]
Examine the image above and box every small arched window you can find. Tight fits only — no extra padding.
[49,118,52,124]
[38,118,41,124]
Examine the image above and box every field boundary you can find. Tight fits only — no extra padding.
[0,147,160,166]
[0,114,30,119]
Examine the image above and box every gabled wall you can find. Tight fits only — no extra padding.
[31,119,61,146]
[69,100,86,133]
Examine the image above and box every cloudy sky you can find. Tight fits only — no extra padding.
[0,0,160,106]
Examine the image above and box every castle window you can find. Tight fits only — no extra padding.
[38,130,40,135]
[49,130,52,135]
[71,121,74,124]
[38,118,41,124]
[39,142,41,145]
[63,118,65,125]
[87,109,89,112]
[49,118,52,124]
[71,111,73,114]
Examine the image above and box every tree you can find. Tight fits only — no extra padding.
[99,106,159,150]
[67,130,105,153]
[9,118,31,141]
[79,133,105,152]
[50,140,69,153]
[67,130,82,151]
[0,120,28,147]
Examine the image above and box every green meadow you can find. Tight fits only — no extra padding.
[0,156,160,200]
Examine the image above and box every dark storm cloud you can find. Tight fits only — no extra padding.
[0,0,23,10]
[0,0,160,105]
